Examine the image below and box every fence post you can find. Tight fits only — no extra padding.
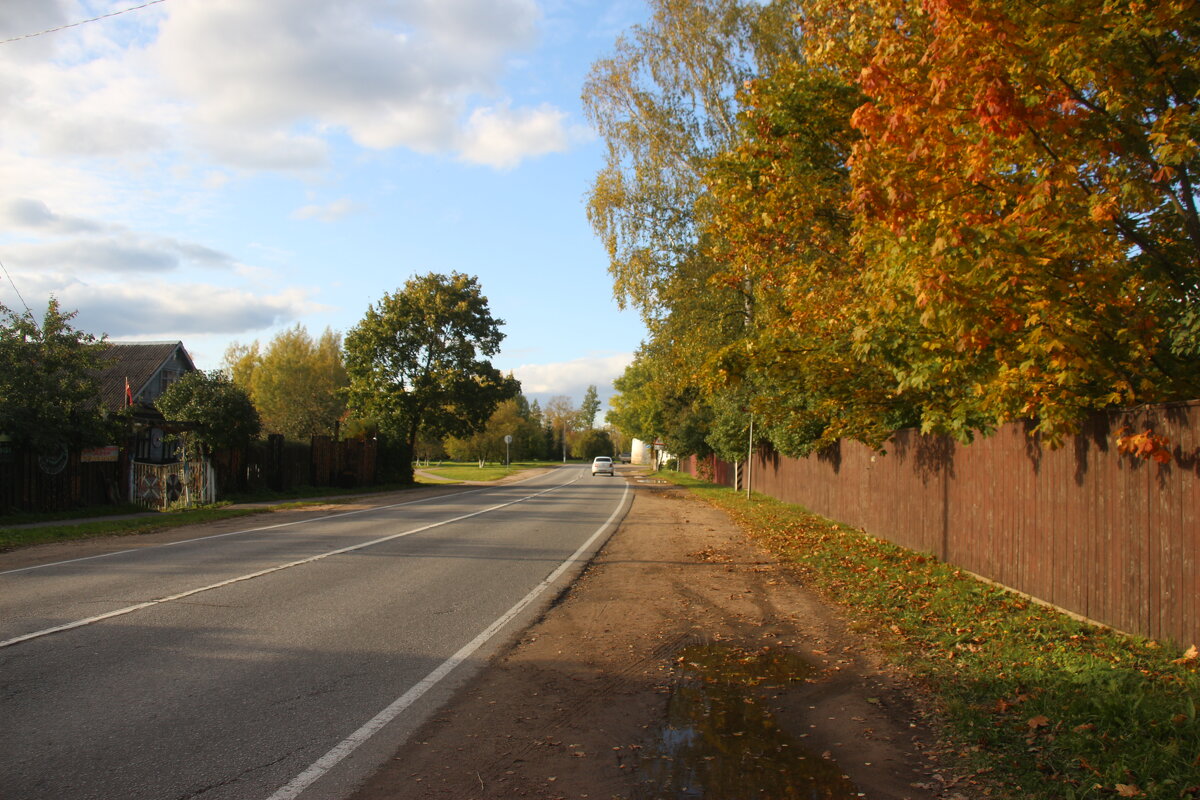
[267,434,284,492]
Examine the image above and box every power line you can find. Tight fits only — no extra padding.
[0,0,169,46]
[0,256,37,327]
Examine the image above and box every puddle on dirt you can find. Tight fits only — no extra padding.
[630,643,861,799]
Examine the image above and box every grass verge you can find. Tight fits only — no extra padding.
[0,481,424,551]
[0,503,149,527]
[0,506,267,551]
[664,471,1200,800]
[415,460,561,483]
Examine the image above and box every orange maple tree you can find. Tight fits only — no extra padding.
[803,0,1200,441]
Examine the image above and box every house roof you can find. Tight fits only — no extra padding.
[96,341,196,412]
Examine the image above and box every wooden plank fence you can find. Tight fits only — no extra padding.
[683,401,1199,646]
[3,436,381,514]
[0,448,123,513]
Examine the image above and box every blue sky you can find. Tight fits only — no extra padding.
[0,0,650,410]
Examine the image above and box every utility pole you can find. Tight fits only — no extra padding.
[746,413,754,499]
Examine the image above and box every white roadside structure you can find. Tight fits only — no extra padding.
[630,438,673,468]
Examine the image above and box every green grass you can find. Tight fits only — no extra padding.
[0,505,268,551]
[0,503,149,527]
[415,460,561,483]
[662,471,1200,800]
[0,481,425,552]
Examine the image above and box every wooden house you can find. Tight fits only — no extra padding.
[96,341,197,463]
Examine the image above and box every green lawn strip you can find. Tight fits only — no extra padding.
[0,503,149,527]
[417,461,560,483]
[0,506,267,551]
[0,483,425,552]
[664,472,1200,800]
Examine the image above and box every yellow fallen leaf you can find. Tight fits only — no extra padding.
[1027,715,1050,730]
[1172,644,1198,665]
[1115,783,1143,797]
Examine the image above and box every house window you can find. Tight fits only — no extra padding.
[134,429,154,461]
[159,369,182,395]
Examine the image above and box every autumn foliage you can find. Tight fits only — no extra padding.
[594,0,1200,457]
[800,0,1200,442]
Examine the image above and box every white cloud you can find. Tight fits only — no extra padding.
[458,103,571,169]
[0,197,236,273]
[41,280,325,339]
[292,198,363,223]
[511,353,633,403]
[4,239,184,273]
[195,128,329,172]
[0,0,70,58]
[147,0,558,167]
[0,0,580,199]
[0,197,104,235]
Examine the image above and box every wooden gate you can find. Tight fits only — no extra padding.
[131,461,214,511]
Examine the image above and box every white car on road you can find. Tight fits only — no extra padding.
[591,456,614,476]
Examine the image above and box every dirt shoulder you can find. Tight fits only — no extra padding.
[350,476,972,800]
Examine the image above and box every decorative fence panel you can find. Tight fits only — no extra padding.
[130,460,215,511]
[682,401,1199,646]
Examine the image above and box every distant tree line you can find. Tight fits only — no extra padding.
[3,273,620,485]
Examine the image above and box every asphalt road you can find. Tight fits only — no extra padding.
[0,465,631,800]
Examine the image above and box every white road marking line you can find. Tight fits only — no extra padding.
[0,465,552,578]
[264,479,630,800]
[0,484,492,578]
[0,472,583,649]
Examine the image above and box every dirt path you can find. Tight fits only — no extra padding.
[350,477,971,800]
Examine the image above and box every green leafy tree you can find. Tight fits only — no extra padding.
[524,398,549,460]
[444,397,541,466]
[155,370,261,458]
[603,424,630,458]
[344,272,517,483]
[586,1,817,461]
[511,394,548,460]
[541,418,556,461]
[223,324,348,439]
[702,60,918,454]
[577,385,602,430]
[607,343,713,458]
[542,395,577,459]
[0,299,115,453]
[583,0,800,321]
[575,428,615,460]
[413,431,446,465]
